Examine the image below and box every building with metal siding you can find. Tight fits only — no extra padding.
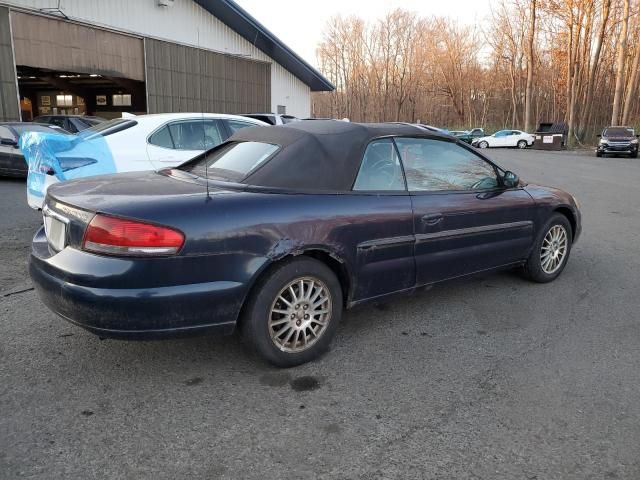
[0,0,333,121]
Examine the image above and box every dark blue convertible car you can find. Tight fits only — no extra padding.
[30,121,581,366]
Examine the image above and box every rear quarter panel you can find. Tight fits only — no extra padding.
[90,189,415,305]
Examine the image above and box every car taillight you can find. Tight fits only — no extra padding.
[82,214,184,256]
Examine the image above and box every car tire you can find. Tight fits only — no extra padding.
[524,213,573,283]
[517,140,527,149]
[240,257,343,367]
[478,141,489,149]
[596,151,603,157]
[630,151,638,159]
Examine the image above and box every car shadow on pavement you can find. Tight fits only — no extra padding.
[53,268,539,376]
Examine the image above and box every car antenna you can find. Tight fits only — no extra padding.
[198,29,211,202]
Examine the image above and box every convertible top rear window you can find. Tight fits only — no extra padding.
[182,141,279,182]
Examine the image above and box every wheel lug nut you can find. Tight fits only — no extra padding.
[296,320,301,326]
[304,314,309,319]
[295,305,299,309]
[290,314,295,319]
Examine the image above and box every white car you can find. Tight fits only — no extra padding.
[22,113,266,209]
[240,113,300,125]
[472,130,535,149]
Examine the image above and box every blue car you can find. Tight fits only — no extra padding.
[30,121,581,366]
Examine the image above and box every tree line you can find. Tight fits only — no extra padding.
[312,0,640,143]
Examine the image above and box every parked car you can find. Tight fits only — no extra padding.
[0,122,68,178]
[389,122,452,135]
[22,113,267,209]
[241,113,300,125]
[416,124,450,134]
[596,126,638,158]
[472,130,535,149]
[30,121,581,367]
[33,115,105,133]
[456,128,486,144]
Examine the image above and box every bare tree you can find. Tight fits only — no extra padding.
[622,2,640,124]
[611,0,631,124]
[524,0,537,132]
[313,1,640,140]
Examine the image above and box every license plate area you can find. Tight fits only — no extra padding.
[43,206,69,252]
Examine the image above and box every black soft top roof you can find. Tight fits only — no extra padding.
[230,120,448,191]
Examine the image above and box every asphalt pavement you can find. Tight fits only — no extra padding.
[1,148,639,479]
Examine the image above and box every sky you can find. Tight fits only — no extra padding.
[235,0,492,68]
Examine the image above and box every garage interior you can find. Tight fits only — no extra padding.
[16,66,146,120]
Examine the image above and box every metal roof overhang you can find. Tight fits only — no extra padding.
[193,0,334,92]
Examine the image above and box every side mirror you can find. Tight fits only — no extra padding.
[0,138,17,147]
[503,171,519,188]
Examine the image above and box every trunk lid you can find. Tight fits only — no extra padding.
[46,169,242,213]
[43,169,243,252]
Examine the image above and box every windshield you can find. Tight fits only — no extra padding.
[182,141,279,182]
[83,118,137,137]
[82,117,104,126]
[13,124,67,135]
[603,127,634,137]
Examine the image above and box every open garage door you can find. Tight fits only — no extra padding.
[11,11,145,119]
[11,12,144,81]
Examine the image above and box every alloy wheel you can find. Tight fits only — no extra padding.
[540,225,568,274]
[268,276,332,353]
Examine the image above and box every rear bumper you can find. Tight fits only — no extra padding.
[0,167,27,178]
[30,227,245,339]
[0,157,27,178]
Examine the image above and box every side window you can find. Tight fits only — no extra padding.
[65,119,79,133]
[74,118,93,130]
[353,138,405,191]
[226,120,258,135]
[395,138,499,192]
[246,115,273,125]
[148,125,174,149]
[202,120,224,149]
[168,121,198,150]
[49,117,66,129]
[167,120,224,151]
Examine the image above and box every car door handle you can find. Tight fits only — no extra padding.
[421,213,443,226]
